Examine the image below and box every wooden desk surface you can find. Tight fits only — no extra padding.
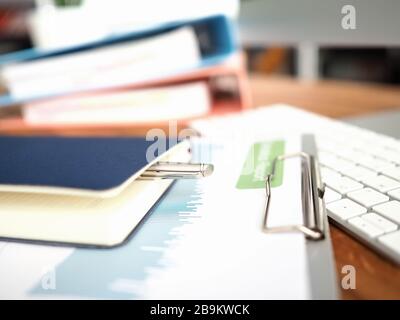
[250,74,400,118]
[249,75,400,300]
[1,75,400,299]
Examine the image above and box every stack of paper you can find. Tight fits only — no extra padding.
[23,82,211,124]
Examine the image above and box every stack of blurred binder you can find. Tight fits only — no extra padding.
[0,14,250,135]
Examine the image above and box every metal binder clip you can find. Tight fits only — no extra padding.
[263,152,326,240]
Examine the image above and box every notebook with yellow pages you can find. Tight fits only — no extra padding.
[0,136,191,247]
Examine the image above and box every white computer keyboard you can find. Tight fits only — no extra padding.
[316,126,400,265]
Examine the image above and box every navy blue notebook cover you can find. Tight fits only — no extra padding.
[0,136,176,192]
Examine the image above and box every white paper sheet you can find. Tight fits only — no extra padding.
[0,105,337,299]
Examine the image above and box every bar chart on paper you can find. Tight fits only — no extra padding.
[0,142,213,299]
[26,179,206,299]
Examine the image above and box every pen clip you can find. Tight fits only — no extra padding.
[139,162,214,180]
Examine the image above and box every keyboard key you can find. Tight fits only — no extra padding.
[327,199,367,220]
[373,201,400,224]
[363,213,398,233]
[362,175,400,193]
[338,164,376,181]
[348,217,384,238]
[323,187,342,203]
[378,149,400,165]
[377,136,400,152]
[318,152,339,168]
[356,155,393,172]
[339,149,372,163]
[378,231,400,255]
[358,144,389,157]
[325,176,363,195]
[317,140,343,154]
[388,188,400,201]
[347,188,389,208]
[380,166,400,181]
[319,152,353,170]
[321,167,340,180]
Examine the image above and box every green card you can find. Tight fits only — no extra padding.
[236,140,285,189]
